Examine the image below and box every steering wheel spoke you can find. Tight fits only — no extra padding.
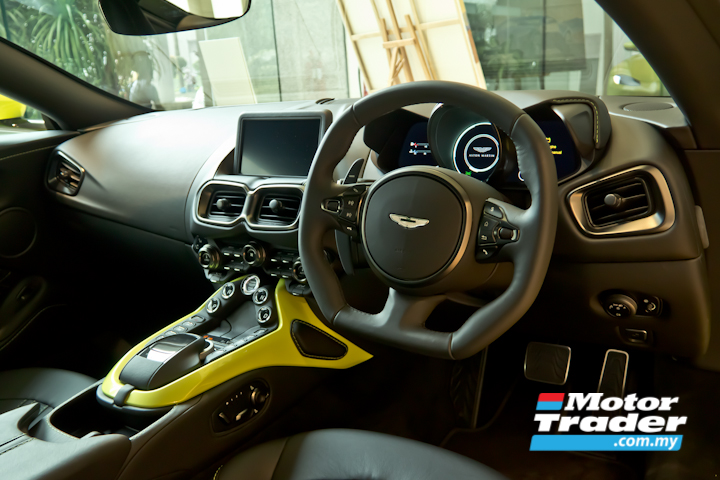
[321,183,370,239]
[475,199,524,263]
[334,288,451,356]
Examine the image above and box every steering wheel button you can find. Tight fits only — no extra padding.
[342,196,359,209]
[478,218,499,245]
[498,227,514,240]
[483,203,504,219]
[341,209,357,222]
[476,245,498,260]
[343,224,358,236]
[324,199,341,213]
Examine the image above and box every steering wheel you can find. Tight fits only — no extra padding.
[299,82,557,360]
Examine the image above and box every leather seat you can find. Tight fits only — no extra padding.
[216,429,507,480]
[0,368,96,421]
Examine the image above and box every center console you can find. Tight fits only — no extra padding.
[0,279,371,480]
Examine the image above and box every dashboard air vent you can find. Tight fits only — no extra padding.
[584,176,652,227]
[257,192,302,225]
[48,152,84,196]
[208,190,246,219]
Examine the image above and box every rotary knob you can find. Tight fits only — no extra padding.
[604,294,637,318]
[292,258,307,284]
[198,245,221,270]
[241,242,265,267]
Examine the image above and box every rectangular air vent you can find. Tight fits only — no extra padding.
[257,193,302,225]
[208,190,246,219]
[584,176,652,227]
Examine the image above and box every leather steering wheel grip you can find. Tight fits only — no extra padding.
[299,81,558,360]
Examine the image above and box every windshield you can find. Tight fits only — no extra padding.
[0,0,668,111]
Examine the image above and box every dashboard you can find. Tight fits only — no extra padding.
[44,90,709,360]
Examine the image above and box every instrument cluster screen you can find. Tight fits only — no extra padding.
[398,121,436,168]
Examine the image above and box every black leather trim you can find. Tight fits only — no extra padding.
[290,320,348,360]
[0,368,95,423]
[217,429,507,480]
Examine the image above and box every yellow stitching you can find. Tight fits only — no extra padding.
[213,465,223,480]
[551,98,601,145]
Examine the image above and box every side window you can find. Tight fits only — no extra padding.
[0,94,46,135]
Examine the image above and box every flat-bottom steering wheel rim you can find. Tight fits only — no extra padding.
[299,81,558,360]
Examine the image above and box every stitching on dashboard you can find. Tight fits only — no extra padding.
[290,319,348,360]
[0,145,55,163]
[551,98,600,145]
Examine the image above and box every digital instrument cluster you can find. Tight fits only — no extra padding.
[393,104,582,187]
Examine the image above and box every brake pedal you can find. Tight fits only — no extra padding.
[598,349,629,397]
[524,342,571,385]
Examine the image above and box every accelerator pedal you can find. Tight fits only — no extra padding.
[598,349,629,397]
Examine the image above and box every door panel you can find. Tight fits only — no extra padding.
[0,130,77,352]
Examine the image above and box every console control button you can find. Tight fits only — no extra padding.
[221,282,236,299]
[206,298,221,314]
[164,330,177,336]
[198,245,221,270]
[241,275,261,296]
[292,259,307,284]
[191,315,206,324]
[253,287,270,305]
[181,321,195,328]
[241,243,265,267]
[257,307,272,325]
[172,325,188,333]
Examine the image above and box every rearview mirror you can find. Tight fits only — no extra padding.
[99,0,251,36]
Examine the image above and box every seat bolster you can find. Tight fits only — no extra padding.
[217,429,507,480]
[215,437,288,480]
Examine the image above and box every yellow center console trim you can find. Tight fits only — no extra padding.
[101,279,372,408]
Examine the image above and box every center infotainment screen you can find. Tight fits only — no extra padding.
[236,117,323,177]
